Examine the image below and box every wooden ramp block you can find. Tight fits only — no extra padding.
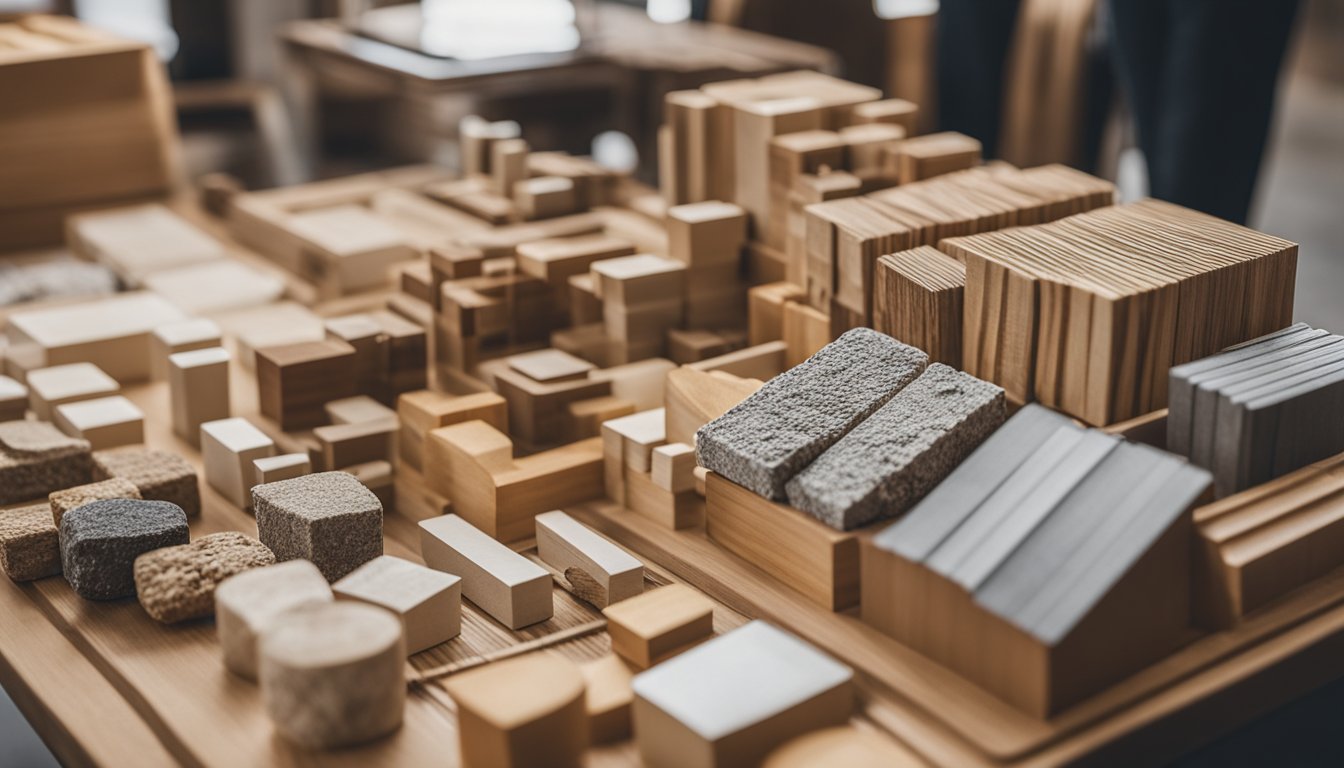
[215,560,334,681]
[603,583,713,669]
[53,395,143,451]
[259,602,405,749]
[706,471,861,611]
[664,367,762,447]
[26,362,119,421]
[535,510,643,608]
[418,514,552,629]
[443,652,587,768]
[763,725,922,767]
[334,554,462,654]
[580,654,636,744]
[168,347,230,448]
[201,417,275,509]
[631,621,854,768]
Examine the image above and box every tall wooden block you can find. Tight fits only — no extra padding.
[168,347,230,448]
[201,417,275,509]
[150,318,221,381]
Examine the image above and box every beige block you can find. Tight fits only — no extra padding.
[168,347,230,448]
[418,514,552,630]
[150,318,222,381]
[26,362,118,421]
[535,510,643,608]
[443,653,586,768]
[201,417,275,509]
[603,583,713,669]
[253,453,311,486]
[334,555,462,654]
[215,559,334,681]
[53,395,143,451]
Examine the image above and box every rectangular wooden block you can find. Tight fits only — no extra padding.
[201,417,275,509]
[334,554,463,654]
[255,340,357,431]
[53,395,143,451]
[168,347,230,448]
[418,514,552,629]
[603,583,714,669]
[25,363,119,421]
[535,510,644,608]
[252,453,311,486]
[150,318,222,381]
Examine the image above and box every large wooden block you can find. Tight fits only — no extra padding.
[535,510,643,608]
[168,347,230,448]
[418,514,552,629]
[255,340,357,431]
[443,652,586,768]
[216,559,334,680]
[603,583,713,669]
[53,395,143,451]
[285,205,416,296]
[334,554,462,654]
[26,362,119,421]
[632,621,854,768]
[4,292,185,383]
[200,417,275,509]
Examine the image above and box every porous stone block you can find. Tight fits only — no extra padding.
[786,363,1005,530]
[91,446,201,517]
[253,471,383,582]
[215,559,333,681]
[695,329,927,500]
[134,532,276,623]
[49,477,142,525]
[0,504,61,581]
[0,420,92,505]
[58,499,190,600]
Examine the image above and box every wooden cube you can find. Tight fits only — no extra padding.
[603,583,713,669]
[256,340,357,431]
[443,653,586,768]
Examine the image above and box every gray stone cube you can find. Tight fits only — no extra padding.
[253,471,383,582]
[59,499,190,600]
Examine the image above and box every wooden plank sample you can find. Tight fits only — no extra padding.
[442,652,587,768]
[255,340,357,431]
[873,246,966,366]
[200,417,275,509]
[333,554,462,654]
[535,510,644,608]
[4,292,186,383]
[418,514,552,629]
[25,362,119,421]
[603,583,714,669]
[168,347,230,448]
[631,620,853,768]
[52,395,143,451]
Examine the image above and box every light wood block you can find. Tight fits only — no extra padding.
[580,654,636,744]
[142,260,285,316]
[52,395,143,451]
[652,443,696,494]
[564,395,636,441]
[259,602,405,748]
[313,419,396,472]
[285,205,416,296]
[781,301,832,368]
[66,203,226,283]
[168,347,230,448]
[763,725,923,767]
[631,621,854,768]
[748,282,807,346]
[26,362,119,421]
[397,390,508,472]
[201,417,276,509]
[150,318,221,381]
[625,464,704,530]
[664,367,762,447]
[333,554,462,654]
[667,201,748,266]
[602,408,666,474]
[443,652,586,768]
[324,395,396,426]
[492,137,529,197]
[214,559,334,681]
[323,314,382,394]
[508,348,595,383]
[515,176,577,220]
[535,510,644,608]
[252,453,311,486]
[418,514,552,629]
[0,376,27,422]
[603,583,713,669]
[591,254,687,305]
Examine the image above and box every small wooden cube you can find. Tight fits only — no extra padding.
[515,176,576,220]
[252,453,311,486]
[201,418,275,509]
[53,395,143,450]
[215,559,333,681]
[603,583,714,669]
[535,510,643,608]
[419,514,552,629]
[651,443,696,494]
[333,554,462,654]
[581,654,636,744]
[591,255,687,306]
[26,363,118,420]
[667,201,748,266]
[313,419,396,471]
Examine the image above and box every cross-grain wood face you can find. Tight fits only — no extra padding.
[535,510,644,608]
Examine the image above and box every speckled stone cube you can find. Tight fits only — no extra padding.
[134,532,276,623]
[786,364,1006,530]
[696,328,928,500]
[59,499,190,600]
[91,446,201,517]
[0,420,92,505]
[0,503,61,582]
[49,477,142,525]
[253,471,383,582]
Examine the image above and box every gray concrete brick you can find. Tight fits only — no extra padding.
[59,499,189,600]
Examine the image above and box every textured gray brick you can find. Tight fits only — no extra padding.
[696,328,927,500]
[253,471,383,582]
[786,364,1005,530]
[59,499,190,600]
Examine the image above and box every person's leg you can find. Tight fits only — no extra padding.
[1106,0,1170,186]
[936,0,1023,158]
[1155,0,1301,223]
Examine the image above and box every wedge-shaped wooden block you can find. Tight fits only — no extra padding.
[0,420,92,505]
[201,417,275,509]
[334,554,462,654]
[259,602,405,749]
[256,339,357,431]
[0,503,61,582]
[763,725,922,767]
[49,477,141,525]
[254,471,384,582]
[535,510,643,608]
[215,559,334,681]
[443,652,586,768]
[53,395,143,451]
[151,318,222,380]
[26,362,118,420]
[603,583,713,669]
[92,446,199,517]
[419,514,552,629]
[168,347,230,447]
[134,532,275,623]
[253,453,311,486]
[581,653,636,744]
[632,621,854,768]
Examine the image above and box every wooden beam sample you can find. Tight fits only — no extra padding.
[427,420,603,541]
[253,453,311,486]
[4,291,185,383]
[215,560,334,681]
[168,347,230,448]
[580,654,636,744]
[631,620,854,768]
[442,652,586,768]
[418,514,552,629]
[731,97,825,244]
[333,554,462,654]
[255,339,357,431]
[258,602,405,748]
[200,417,275,509]
[52,395,143,451]
[150,318,221,381]
[664,367,762,447]
[767,132,847,248]
[873,246,966,366]
[697,329,927,500]
[26,362,119,421]
[66,203,225,283]
[763,725,922,767]
[603,583,714,669]
[535,509,644,608]
[396,389,507,472]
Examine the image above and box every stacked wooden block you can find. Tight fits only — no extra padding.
[593,254,687,364]
[1168,323,1344,496]
[872,246,966,366]
[668,201,749,332]
[862,404,1212,716]
[947,198,1299,425]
